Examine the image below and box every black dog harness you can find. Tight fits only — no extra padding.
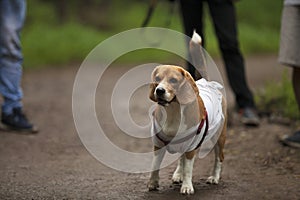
[154,111,209,151]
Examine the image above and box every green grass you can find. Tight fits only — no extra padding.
[22,23,109,68]
[21,0,282,68]
[255,71,299,119]
[236,0,282,55]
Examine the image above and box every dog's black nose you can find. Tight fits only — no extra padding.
[156,87,165,96]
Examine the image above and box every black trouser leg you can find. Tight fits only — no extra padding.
[180,0,255,108]
[292,67,300,112]
[179,0,205,79]
[207,0,254,108]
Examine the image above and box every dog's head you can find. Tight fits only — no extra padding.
[149,65,199,106]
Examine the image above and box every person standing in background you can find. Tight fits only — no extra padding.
[0,0,37,133]
[279,0,300,148]
[179,0,260,126]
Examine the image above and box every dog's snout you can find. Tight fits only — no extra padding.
[156,87,165,96]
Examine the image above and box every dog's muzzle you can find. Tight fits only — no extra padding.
[155,87,165,97]
[155,87,175,106]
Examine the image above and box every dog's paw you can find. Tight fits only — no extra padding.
[172,173,183,185]
[206,176,219,185]
[147,180,159,191]
[180,183,194,195]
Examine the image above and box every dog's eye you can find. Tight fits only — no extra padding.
[155,76,161,82]
[169,78,178,84]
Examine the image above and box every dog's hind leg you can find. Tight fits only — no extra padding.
[148,146,166,191]
[206,143,223,184]
[206,123,226,185]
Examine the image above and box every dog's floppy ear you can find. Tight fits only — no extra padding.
[149,66,159,102]
[149,82,158,102]
[176,69,199,105]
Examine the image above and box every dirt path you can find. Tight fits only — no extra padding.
[0,55,299,199]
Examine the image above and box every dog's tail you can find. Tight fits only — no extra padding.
[189,30,209,81]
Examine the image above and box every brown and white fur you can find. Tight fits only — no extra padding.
[147,32,227,195]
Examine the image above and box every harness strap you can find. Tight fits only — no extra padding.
[155,131,170,146]
[155,111,208,147]
[194,113,209,150]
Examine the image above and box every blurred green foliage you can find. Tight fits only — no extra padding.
[22,0,282,68]
[255,71,299,120]
[22,0,298,118]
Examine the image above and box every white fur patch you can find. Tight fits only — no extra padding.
[180,156,195,194]
[191,30,202,44]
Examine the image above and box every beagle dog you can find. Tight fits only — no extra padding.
[147,32,227,195]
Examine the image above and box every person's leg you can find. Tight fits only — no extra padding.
[0,0,36,132]
[292,68,300,110]
[207,0,259,126]
[207,0,255,109]
[0,0,26,114]
[179,0,204,79]
[281,67,300,148]
[279,5,300,147]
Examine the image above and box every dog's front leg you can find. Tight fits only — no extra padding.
[148,146,166,191]
[172,155,184,184]
[180,151,196,194]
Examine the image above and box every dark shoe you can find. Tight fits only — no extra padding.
[1,107,38,133]
[239,107,260,127]
[280,131,300,148]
